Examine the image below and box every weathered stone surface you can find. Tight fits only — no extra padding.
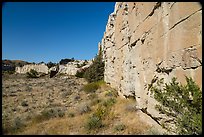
[58,60,92,75]
[16,60,92,76]
[15,64,49,74]
[100,2,202,131]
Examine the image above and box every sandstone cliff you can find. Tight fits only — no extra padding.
[100,2,202,130]
[15,64,49,74]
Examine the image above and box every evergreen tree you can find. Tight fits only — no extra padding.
[84,46,104,83]
[148,76,202,135]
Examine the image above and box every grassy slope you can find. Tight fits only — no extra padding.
[3,75,163,135]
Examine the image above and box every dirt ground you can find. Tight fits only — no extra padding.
[2,73,166,135]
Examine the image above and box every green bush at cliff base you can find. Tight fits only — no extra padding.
[75,67,88,78]
[82,80,105,93]
[83,46,104,83]
[148,76,202,135]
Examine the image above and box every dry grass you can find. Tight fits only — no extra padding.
[107,97,151,134]
[18,114,90,135]
[20,90,150,135]
[3,74,160,135]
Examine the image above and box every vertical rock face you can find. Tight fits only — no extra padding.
[100,2,202,126]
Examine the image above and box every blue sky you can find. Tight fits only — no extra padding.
[2,2,115,63]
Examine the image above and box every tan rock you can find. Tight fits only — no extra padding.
[100,2,202,132]
[15,64,49,74]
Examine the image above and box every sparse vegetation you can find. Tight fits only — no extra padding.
[3,117,26,134]
[59,58,75,65]
[83,82,99,93]
[103,98,116,107]
[148,76,202,135]
[75,68,88,78]
[3,70,15,75]
[21,101,28,107]
[105,90,118,97]
[68,112,75,118]
[46,61,56,68]
[114,124,126,131]
[85,116,103,130]
[33,107,65,123]
[93,105,109,120]
[3,70,152,135]
[82,80,105,93]
[26,69,39,78]
[90,98,101,106]
[78,103,91,115]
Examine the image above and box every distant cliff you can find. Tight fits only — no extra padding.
[15,60,92,75]
[100,2,202,129]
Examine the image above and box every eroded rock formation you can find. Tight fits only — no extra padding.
[15,64,49,74]
[15,60,92,76]
[100,2,202,130]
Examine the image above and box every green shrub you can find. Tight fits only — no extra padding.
[82,80,105,93]
[148,76,202,135]
[59,58,75,65]
[41,108,57,120]
[4,70,15,75]
[4,117,26,134]
[21,101,28,107]
[93,105,108,120]
[85,116,102,130]
[34,107,65,122]
[46,61,56,69]
[114,124,126,131]
[83,82,99,93]
[26,69,39,78]
[83,46,104,83]
[103,98,116,107]
[75,68,88,78]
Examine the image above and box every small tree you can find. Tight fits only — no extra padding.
[148,76,202,135]
[84,46,104,83]
[59,58,75,65]
[46,62,56,69]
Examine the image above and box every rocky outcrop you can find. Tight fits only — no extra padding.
[16,60,92,76]
[53,60,92,76]
[100,2,202,131]
[15,64,49,74]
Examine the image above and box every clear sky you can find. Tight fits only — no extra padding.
[2,2,115,63]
